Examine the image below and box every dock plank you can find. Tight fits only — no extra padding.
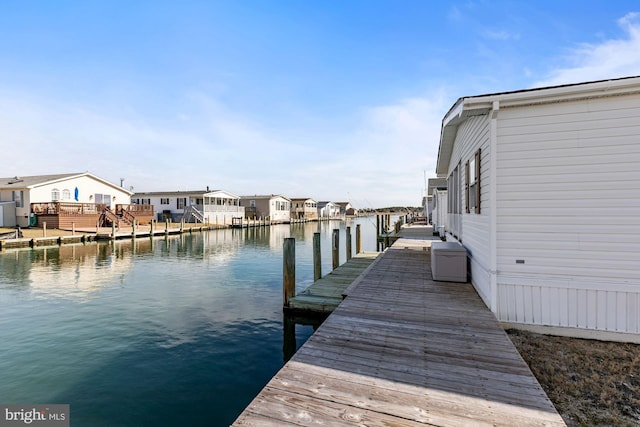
[234,231,566,426]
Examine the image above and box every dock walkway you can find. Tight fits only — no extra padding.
[234,227,565,426]
[286,252,379,315]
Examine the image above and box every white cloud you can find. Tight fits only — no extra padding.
[536,12,640,87]
[481,30,520,41]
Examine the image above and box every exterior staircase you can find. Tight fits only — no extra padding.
[181,205,204,223]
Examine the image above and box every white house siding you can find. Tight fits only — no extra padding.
[445,115,493,304]
[494,94,640,334]
[432,189,447,237]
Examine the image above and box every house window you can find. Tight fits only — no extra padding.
[52,189,60,201]
[177,198,186,209]
[160,198,170,205]
[447,164,461,214]
[62,189,71,200]
[249,200,256,208]
[466,149,481,214]
[12,190,24,208]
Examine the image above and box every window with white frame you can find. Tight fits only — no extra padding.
[51,189,60,201]
[160,198,170,205]
[12,190,24,208]
[62,189,71,200]
[177,198,186,209]
[465,149,481,214]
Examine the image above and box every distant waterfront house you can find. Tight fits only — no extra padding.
[239,195,291,223]
[0,172,135,228]
[436,76,640,341]
[317,201,341,219]
[132,189,243,225]
[290,198,318,220]
[335,202,357,216]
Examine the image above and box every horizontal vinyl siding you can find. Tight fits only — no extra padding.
[447,115,492,302]
[495,94,640,334]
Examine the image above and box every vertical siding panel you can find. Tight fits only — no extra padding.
[614,292,625,332]
[522,286,533,323]
[532,286,542,324]
[548,288,560,325]
[540,287,550,325]
[558,288,569,326]
[596,291,608,330]
[515,285,525,322]
[506,285,516,321]
[568,288,578,327]
[577,290,588,328]
[587,290,597,329]
[628,293,639,333]
[498,285,509,321]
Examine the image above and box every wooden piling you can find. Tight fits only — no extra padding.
[356,224,361,254]
[313,232,322,281]
[111,222,116,240]
[72,222,75,236]
[346,226,352,261]
[283,238,296,307]
[43,222,47,237]
[332,229,339,270]
[150,220,154,237]
[132,219,136,237]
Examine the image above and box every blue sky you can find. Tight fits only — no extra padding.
[1,1,639,208]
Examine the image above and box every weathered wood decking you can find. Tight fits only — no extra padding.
[286,252,380,315]
[234,231,566,426]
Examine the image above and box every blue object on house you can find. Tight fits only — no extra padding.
[74,187,79,201]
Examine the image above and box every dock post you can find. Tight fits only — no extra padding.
[150,220,154,237]
[346,226,352,261]
[376,214,381,252]
[132,219,136,237]
[72,222,75,236]
[283,238,296,307]
[111,222,116,240]
[332,228,339,270]
[313,232,322,281]
[283,315,296,363]
[43,222,47,237]
[356,224,361,254]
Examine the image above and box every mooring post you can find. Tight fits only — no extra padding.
[165,218,169,234]
[346,226,352,261]
[283,238,296,307]
[313,232,322,281]
[150,220,154,237]
[111,222,116,240]
[72,222,75,236]
[356,224,361,254]
[332,228,339,270]
[43,222,47,237]
[132,219,136,237]
[376,214,381,252]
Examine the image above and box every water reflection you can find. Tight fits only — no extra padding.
[0,217,388,426]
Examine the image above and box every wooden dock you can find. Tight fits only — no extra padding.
[285,252,380,315]
[234,233,566,426]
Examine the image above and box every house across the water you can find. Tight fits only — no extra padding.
[132,189,243,225]
[435,76,640,342]
[317,201,341,219]
[239,195,291,223]
[0,172,149,229]
[290,198,318,221]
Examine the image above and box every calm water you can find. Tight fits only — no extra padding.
[0,217,384,426]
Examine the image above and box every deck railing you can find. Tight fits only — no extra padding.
[31,202,106,215]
